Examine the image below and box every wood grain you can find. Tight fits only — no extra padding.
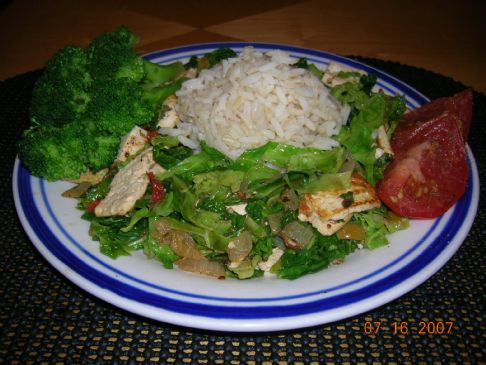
[208,0,486,93]
[0,0,484,94]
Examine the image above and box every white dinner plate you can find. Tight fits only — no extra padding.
[12,43,479,332]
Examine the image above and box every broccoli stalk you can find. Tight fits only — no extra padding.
[142,78,186,109]
[140,60,186,109]
[142,60,185,88]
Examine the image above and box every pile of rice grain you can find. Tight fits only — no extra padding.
[164,47,351,159]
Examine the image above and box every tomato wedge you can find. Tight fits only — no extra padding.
[392,89,472,152]
[377,112,468,218]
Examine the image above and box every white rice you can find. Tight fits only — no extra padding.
[162,47,351,159]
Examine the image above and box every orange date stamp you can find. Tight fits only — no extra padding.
[363,321,454,335]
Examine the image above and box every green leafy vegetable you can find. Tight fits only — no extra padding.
[78,176,112,208]
[277,234,358,279]
[359,74,378,95]
[121,207,150,232]
[233,141,345,174]
[252,237,274,260]
[89,216,146,259]
[293,57,324,79]
[152,191,175,216]
[228,257,262,279]
[153,144,193,169]
[60,46,412,281]
[373,153,393,183]
[158,142,231,181]
[144,217,180,268]
[204,48,238,68]
[335,94,386,184]
[352,208,393,249]
[193,170,245,196]
[294,171,352,194]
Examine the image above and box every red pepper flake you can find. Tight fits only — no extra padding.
[147,130,160,141]
[86,199,102,214]
[147,171,165,204]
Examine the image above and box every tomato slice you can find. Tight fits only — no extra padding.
[147,130,160,141]
[147,171,165,204]
[86,199,102,214]
[392,89,472,153]
[377,113,468,218]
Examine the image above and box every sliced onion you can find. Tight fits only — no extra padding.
[280,221,315,249]
[62,182,92,198]
[267,213,283,234]
[228,258,255,279]
[154,218,171,236]
[272,236,286,250]
[177,257,226,279]
[227,230,252,264]
[339,152,357,173]
[154,218,203,259]
[280,188,299,211]
[153,218,225,278]
[168,231,203,259]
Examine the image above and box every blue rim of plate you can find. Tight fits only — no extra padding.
[12,43,480,331]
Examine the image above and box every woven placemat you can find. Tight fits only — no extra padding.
[0,58,485,364]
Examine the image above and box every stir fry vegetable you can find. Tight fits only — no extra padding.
[79,90,407,280]
[70,53,411,280]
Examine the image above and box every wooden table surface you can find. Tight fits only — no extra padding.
[1,0,485,94]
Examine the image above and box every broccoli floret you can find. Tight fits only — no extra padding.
[86,78,155,135]
[30,46,91,127]
[18,123,88,181]
[85,26,184,132]
[86,25,144,82]
[87,25,184,89]
[19,26,190,180]
[85,134,120,171]
[19,120,119,179]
